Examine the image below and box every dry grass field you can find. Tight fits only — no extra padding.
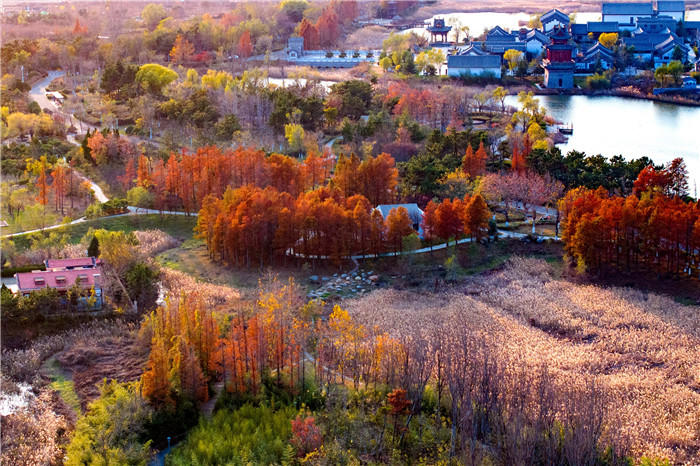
[344,258,700,464]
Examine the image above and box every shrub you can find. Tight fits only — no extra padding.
[65,381,152,466]
[167,404,296,465]
[585,73,611,89]
[1,264,45,278]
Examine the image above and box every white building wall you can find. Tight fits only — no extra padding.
[526,41,544,56]
[543,20,566,32]
[447,66,502,78]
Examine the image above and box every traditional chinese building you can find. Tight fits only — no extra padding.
[543,26,575,89]
[427,18,451,45]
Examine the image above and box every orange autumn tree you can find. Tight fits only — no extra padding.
[298,19,319,50]
[72,19,88,35]
[421,200,439,248]
[433,198,463,246]
[50,163,67,214]
[358,153,398,206]
[170,34,195,65]
[386,206,415,254]
[136,154,152,188]
[511,145,526,172]
[119,158,137,191]
[238,30,253,58]
[316,7,340,48]
[461,142,487,179]
[36,161,49,206]
[560,187,699,276]
[463,193,491,241]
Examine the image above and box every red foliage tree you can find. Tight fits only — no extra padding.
[291,415,323,457]
[633,166,672,196]
[238,30,253,58]
[316,8,340,48]
[298,18,319,50]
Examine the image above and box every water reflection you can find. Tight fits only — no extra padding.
[505,94,700,186]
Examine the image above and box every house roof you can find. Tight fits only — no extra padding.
[487,25,511,37]
[655,35,688,54]
[583,42,615,61]
[623,35,670,51]
[427,26,452,33]
[587,21,620,32]
[374,204,424,223]
[636,15,676,24]
[45,257,96,270]
[571,23,589,35]
[602,2,654,16]
[485,41,527,53]
[456,44,488,56]
[656,1,685,12]
[15,267,103,293]
[541,9,570,24]
[526,29,550,44]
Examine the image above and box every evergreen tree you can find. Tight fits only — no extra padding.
[88,236,100,258]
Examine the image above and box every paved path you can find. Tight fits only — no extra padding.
[29,71,65,112]
[289,229,556,262]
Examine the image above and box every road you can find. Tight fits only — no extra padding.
[28,71,65,112]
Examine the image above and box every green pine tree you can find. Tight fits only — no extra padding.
[88,236,100,258]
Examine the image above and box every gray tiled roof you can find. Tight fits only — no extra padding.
[541,9,570,24]
[447,54,502,69]
[571,24,589,35]
[656,1,685,12]
[583,42,615,61]
[588,22,620,32]
[526,29,550,43]
[602,2,653,15]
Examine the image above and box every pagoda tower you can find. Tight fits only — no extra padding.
[426,18,451,45]
[543,25,575,89]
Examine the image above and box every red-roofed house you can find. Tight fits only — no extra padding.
[15,268,104,296]
[14,256,105,310]
[45,257,98,270]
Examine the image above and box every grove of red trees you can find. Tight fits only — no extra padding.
[561,187,700,276]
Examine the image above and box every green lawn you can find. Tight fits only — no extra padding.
[156,239,325,290]
[43,357,82,416]
[10,214,198,250]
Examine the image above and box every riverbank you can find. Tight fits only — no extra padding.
[533,86,700,107]
[408,0,700,19]
[408,0,598,18]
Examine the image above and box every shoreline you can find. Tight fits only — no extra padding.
[408,0,700,20]
[533,87,700,107]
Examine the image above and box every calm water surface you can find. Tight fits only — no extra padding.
[407,12,602,38]
[409,10,700,37]
[505,94,700,186]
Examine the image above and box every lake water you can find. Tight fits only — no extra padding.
[505,94,700,187]
[407,12,602,38]
[408,10,700,38]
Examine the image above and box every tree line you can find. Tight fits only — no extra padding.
[560,187,700,277]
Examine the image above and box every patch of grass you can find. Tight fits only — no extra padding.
[44,357,81,416]
[156,240,347,290]
[10,214,198,250]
